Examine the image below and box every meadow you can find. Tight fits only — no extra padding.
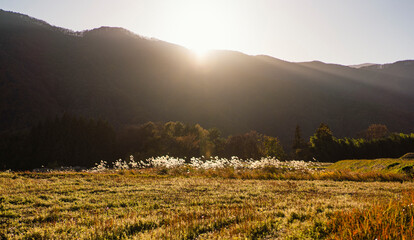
[1,157,414,239]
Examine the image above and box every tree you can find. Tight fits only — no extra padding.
[263,136,286,160]
[292,125,310,160]
[224,131,265,159]
[312,123,333,142]
[360,124,390,140]
[207,128,225,157]
[310,123,336,162]
[293,125,305,150]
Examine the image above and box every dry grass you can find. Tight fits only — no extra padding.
[1,171,414,239]
[137,166,411,182]
[310,190,414,239]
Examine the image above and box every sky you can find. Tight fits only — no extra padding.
[1,0,414,65]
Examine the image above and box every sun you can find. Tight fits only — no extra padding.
[191,46,211,59]
[162,1,235,58]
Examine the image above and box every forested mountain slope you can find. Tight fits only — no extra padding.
[1,9,414,143]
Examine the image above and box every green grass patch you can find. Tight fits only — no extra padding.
[327,158,414,175]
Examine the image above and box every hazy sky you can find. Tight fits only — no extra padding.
[1,0,414,65]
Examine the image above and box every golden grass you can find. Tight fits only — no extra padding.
[1,171,414,239]
[138,166,411,182]
[310,190,414,239]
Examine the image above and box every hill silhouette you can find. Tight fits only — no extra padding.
[1,9,414,144]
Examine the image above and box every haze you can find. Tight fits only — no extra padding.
[1,0,414,65]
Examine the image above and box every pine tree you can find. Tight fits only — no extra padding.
[293,125,306,150]
[292,125,310,160]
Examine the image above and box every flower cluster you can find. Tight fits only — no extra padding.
[90,155,321,172]
[189,156,319,170]
[90,160,108,172]
[148,155,185,168]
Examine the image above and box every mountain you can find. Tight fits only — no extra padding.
[1,9,414,144]
[361,60,414,79]
[348,63,377,68]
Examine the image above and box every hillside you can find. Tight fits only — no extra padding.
[1,9,414,144]
[328,158,414,174]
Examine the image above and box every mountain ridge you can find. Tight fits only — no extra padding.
[1,9,414,144]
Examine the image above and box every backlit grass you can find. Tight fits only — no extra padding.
[327,159,414,175]
[310,190,414,239]
[1,171,414,239]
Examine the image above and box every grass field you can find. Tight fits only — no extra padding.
[327,158,414,174]
[1,169,414,239]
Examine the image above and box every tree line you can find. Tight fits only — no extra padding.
[1,114,413,170]
[0,114,286,170]
[294,123,414,162]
